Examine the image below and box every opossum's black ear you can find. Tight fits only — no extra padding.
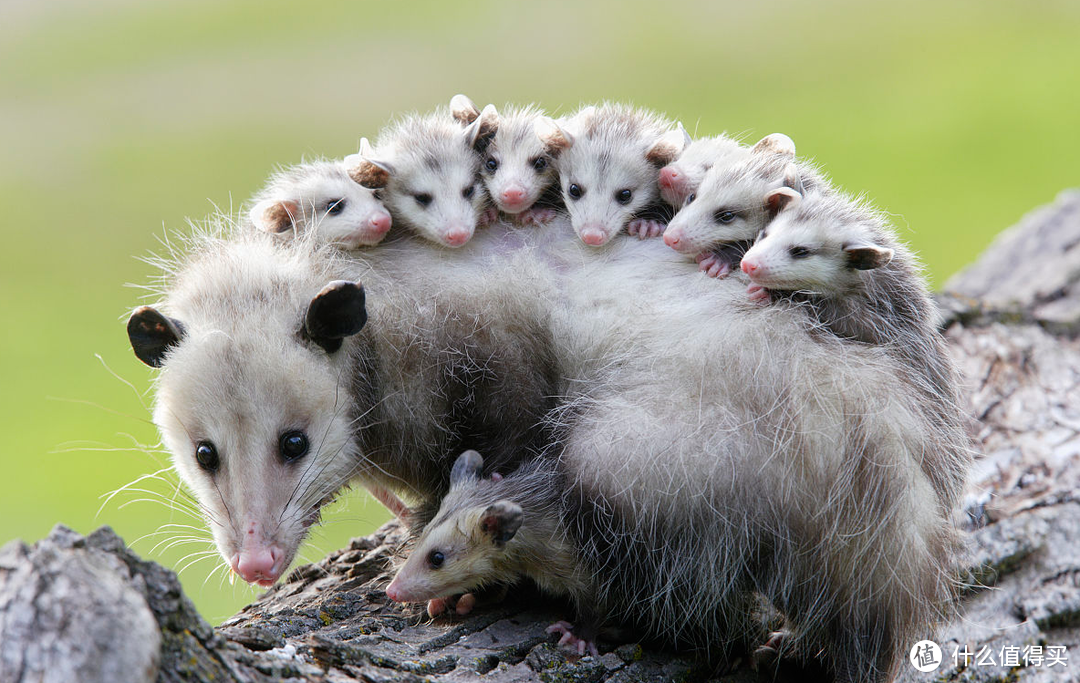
[348,158,394,189]
[250,199,299,234]
[646,128,688,167]
[450,94,481,125]
[751,133,796,158]
[479,500,522,547]
[764,187,802,216]
[535,117,572,157]
[304,280,367,353]
[450,449,484,487]
[843,243,894,271]
[128,306,185,368]
[464,104,499,153]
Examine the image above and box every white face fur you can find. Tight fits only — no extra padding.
[250,161,392,249]
[479,107,566,214]
[658,135,749,206]
[741,192,894,293]
[351,114,488,248]
[557,106,685,246]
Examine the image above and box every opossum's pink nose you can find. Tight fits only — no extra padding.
[658,166,681,190]
[663,228,682,249]
[741,257,759,275]
[232,544,283,587]
[501,185,527,208]
[579,226,608,246]
[385,580,402,602]
[444,226,472,247]
[369,211,392,234]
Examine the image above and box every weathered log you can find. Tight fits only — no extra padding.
[2,190,1079,682]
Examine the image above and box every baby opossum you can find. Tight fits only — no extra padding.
[347,106,494,248]
[127,225,561,586]
[662,133,817,277]
[449,95,570,226]
[248,156,392,249]
[657,131,749,207]
[740,187,971,509]
[555,103,687,246]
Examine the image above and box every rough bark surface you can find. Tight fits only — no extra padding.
[2,190,1079,683]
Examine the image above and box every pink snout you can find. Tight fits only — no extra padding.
[579,227,608,246]
[369,211,392,235]
[231,545,283,587]
[658,166,681,190]
[443,226,472,247]
[500,185,528,210]
[741,257,760,276]
[663,227,683,249]
[385,580,403,602]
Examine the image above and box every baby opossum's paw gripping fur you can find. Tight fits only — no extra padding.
[627,218,666,240]
[546,621,600,657]
[746,283,771,303]
[516,207,559,227]
[696,251,734,279]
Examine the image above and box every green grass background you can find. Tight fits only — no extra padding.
[1,0,1077,624]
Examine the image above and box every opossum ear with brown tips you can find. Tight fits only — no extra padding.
[303,280,367,353]
[751,132,796,158]
[464,104,499,152]
[450,93,481,125]
[764,186,802,216]
[479,501,522,547]
[844,243,895,271]
[450,449,484,487]
[348,158,394,189]
[127,306,185,368]
[535,116,572,157]
[646,128,689,167]
[250,198,299,234]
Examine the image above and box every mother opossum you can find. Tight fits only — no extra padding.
[127,216,968,681]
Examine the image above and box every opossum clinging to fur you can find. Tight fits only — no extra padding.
[248,154,392,249]
[657,132,749,207]
[347,106,494,248]
[555,103,687,246]
[449,95,570,226]
[662,133,817,278]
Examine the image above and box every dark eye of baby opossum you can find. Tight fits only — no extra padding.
[279,430,310,462]
[462,185,475,200]
[414,193,433,208]
[568,183,584,199]
[684,192,696,206]
[531,156,547,171]
[195,441,219,473]
[372,189,384,201]
[428,550,445,569]
[788,246,812,259]
[714,210,737,224]
[615,189,633,205]
[485,157,499,173]
[326,198,346,216]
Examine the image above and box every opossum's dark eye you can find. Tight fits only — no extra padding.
[714,210,737,224]
[279,431,310,462]
[372,190,384,201]
[568,183,583,199]
[462,185,475,199]
[414,193,433,208]
[788,246,812,259]
[326,199,346,216]
[428,550,445,569]
[615,189,632,205]
[531,156,547,171]
[485,157,499,172]
[195,441,219,473]
[685,193,696,206]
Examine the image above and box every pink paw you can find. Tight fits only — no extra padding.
[697,254,732,278]
[627,218,665,239]
[426,592,477,618]
[518,207,558,226]
[546,620,599,657]
[479,207,499,227]
[751,629,792,671]
[747,283,771,303]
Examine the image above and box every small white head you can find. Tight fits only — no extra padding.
[663,133,799,257]
[249,157,392,249]
[657,131,749,206]
[476,105,571,214]
[128,241,372,587]
[741,189,895,293]
[385,450,523,603]
[347,109,491,248]
[556,104,687,246]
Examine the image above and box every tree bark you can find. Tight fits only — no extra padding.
[3,190,1079,683]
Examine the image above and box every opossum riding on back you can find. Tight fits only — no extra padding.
[449,95,570,226]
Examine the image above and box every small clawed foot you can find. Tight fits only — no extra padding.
[546,621,599,657]
[747,283,771,303]
[627,219,665,239]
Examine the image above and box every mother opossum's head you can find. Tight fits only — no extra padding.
[127,279,367,587]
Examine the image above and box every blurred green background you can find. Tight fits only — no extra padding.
[1,0,1077,624]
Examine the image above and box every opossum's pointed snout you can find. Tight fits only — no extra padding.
[741,257,760,276]
[662,227,682,249]
[443,225,473,247]
[385,580,403,602]
[658,166,680,189]
[658,166,687,205]
[369,211,392,235]
[500,185,528,211]
[578,225,610,247]
[231,523,286,586]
